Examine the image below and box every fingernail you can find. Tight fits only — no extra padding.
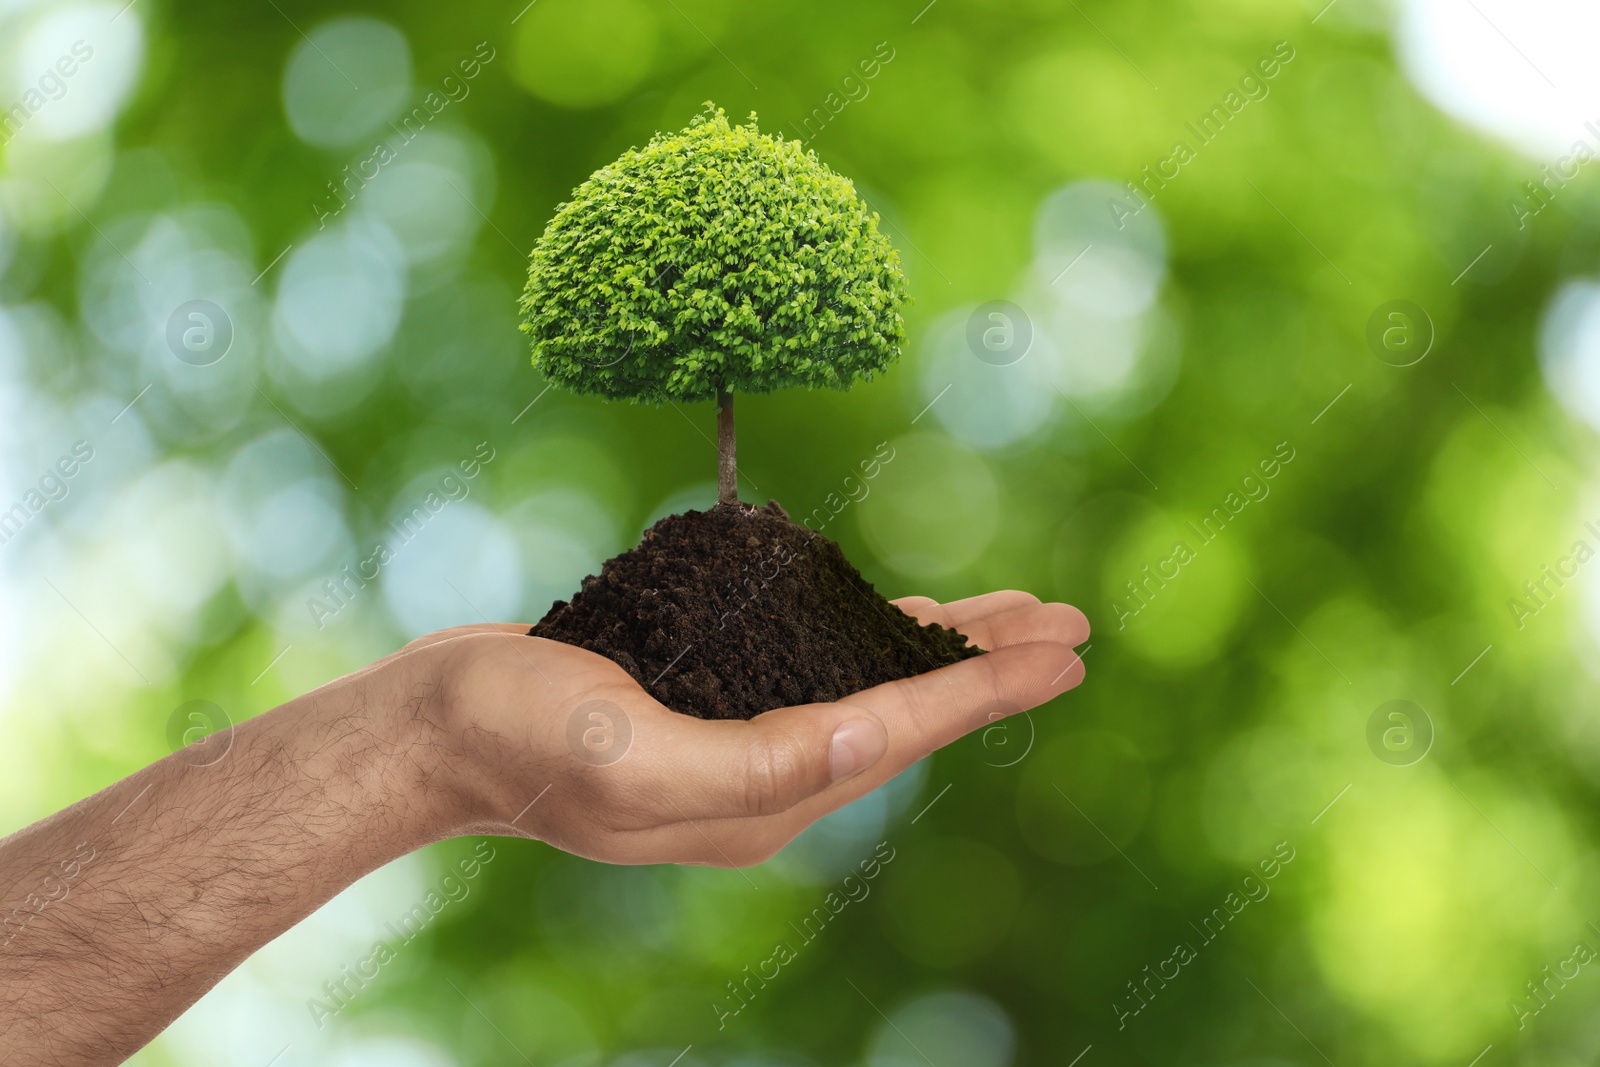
[830,718,887,781]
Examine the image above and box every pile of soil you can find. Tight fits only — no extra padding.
[530,501,979,720]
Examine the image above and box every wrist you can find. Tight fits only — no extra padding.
[415,632,556,836]
[280,648,474,852]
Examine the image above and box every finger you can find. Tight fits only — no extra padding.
[622,639,1083,828]
[616,700,891,825]
[841,638,1081,775]
[894,590,1040,629]
[623,641,1087,864]
[704,639,1088,857]
[947,601,1089,652]
[889,595,940,616]
[754,641,1082,832]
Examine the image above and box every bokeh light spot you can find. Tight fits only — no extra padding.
[282,16,412,149]
[858,432,998,578]
[512,0,660,108]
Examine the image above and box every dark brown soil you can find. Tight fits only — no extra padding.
[530,501,980,720]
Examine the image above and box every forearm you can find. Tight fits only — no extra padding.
[0,661,460,1064]
[0,598,1086,1062]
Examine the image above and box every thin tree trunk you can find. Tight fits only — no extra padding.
[717,387,738,506]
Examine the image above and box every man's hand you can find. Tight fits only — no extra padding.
[0,590,1086,1064]
[422,590,1088,865]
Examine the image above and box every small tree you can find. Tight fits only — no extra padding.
[521,106,909,505]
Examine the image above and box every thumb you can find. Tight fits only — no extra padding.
[652,705,890,821]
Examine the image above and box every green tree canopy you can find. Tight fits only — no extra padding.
[520,107,909,404]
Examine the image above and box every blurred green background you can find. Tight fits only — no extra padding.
[3,0,1600,1062]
